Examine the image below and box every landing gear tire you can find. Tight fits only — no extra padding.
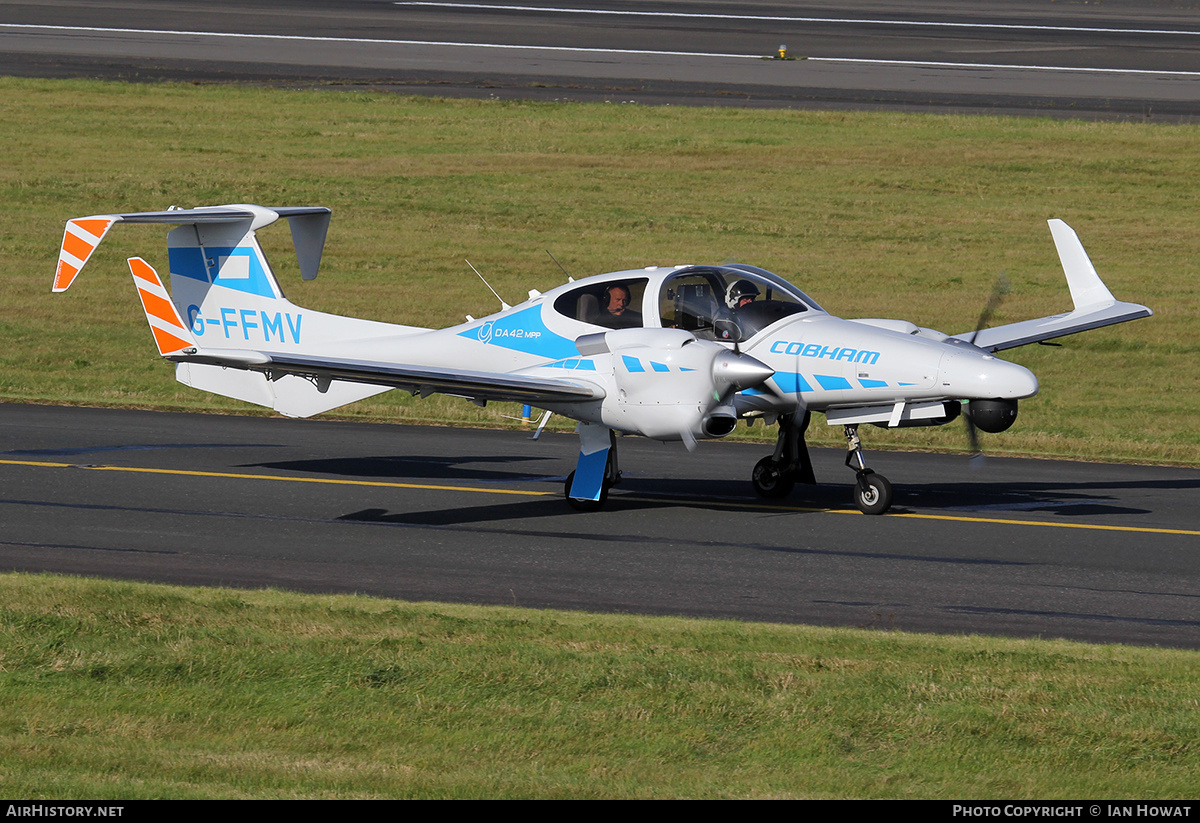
[752,457,795,499]
[565,470,609,511]
[853,471,892,515]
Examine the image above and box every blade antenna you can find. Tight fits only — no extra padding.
[531,409,553,440]
[466,260,511,311]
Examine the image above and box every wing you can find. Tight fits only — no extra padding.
[952,220,1152,352]
[231,351,605,403]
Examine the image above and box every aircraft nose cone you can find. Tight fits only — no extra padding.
[940,351,1038,399]
[712,349,775,392]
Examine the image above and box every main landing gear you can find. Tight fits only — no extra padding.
[750,415,894,515]
[750,411,815,500]
[564,431,622,511]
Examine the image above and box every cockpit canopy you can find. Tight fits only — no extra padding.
[658,265,822,342]
[551,265,821,342]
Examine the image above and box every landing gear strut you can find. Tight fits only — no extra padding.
[750,416,894,515]
[750,411,815,499]
[565,430,621,511]
[844,424,893,515]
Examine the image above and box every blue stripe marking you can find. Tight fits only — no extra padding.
[859,378,888,388]
[546,358,597,371]
[169,244,278,298]
[815,375,852,391]
[168,247,208,282]
[770,372,813,394]
[651,361,670,372]
[622,355,645,373]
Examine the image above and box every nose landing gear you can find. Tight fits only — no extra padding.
[844,424,893,515]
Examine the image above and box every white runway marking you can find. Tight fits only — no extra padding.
[5,24,1199,77]
[393,2,1200,38]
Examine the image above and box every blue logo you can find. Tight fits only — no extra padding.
[458,305,577,360]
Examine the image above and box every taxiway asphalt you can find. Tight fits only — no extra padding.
[2,404,1197,649]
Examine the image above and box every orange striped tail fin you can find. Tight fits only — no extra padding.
[54,217,117,292]
[128,257,195,357]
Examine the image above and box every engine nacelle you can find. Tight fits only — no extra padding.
[964,398,1019,433]
[578,328,773,442]
[702,409,739,438]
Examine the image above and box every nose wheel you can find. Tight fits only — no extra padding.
[750,417,894,514]
[852,470,892,515]
[845,424,893,515]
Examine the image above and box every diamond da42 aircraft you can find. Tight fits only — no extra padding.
[53,204,1151,514]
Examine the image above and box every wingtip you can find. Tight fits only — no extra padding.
[53,216,118,292]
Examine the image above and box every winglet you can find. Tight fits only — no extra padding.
[128,257,196,357]
[953,220,1151,352]
[1048,218,1116,310]
[54,216,118,292]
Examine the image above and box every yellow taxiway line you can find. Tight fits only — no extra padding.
[2,458,1197,536]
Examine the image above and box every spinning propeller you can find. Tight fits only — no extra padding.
[961,273,1011,465]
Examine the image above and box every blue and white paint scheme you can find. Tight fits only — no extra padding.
[53,203,1152,514]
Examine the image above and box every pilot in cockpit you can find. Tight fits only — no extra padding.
[597,283,642,329]
[725,279,761,311]
[713,279,762,341]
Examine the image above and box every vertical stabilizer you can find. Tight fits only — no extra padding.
[128,257,195,357]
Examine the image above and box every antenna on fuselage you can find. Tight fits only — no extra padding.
[466,260,511,311]
[546,250,573,282]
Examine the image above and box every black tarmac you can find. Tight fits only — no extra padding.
[2,404,1197,648]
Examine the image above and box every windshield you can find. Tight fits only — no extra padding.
[658,266,815,342]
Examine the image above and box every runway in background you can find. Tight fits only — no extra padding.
[1,0,1197,117]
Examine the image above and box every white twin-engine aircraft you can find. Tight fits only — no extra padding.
[54,204,1151,514]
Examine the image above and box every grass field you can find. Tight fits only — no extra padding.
[2,573,1197,800]
[3,77,1198,463]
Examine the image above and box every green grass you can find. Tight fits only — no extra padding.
[2,77,1198,463]
[1,573,1196,799]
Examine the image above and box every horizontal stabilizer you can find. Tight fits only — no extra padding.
[52,205,332,291]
